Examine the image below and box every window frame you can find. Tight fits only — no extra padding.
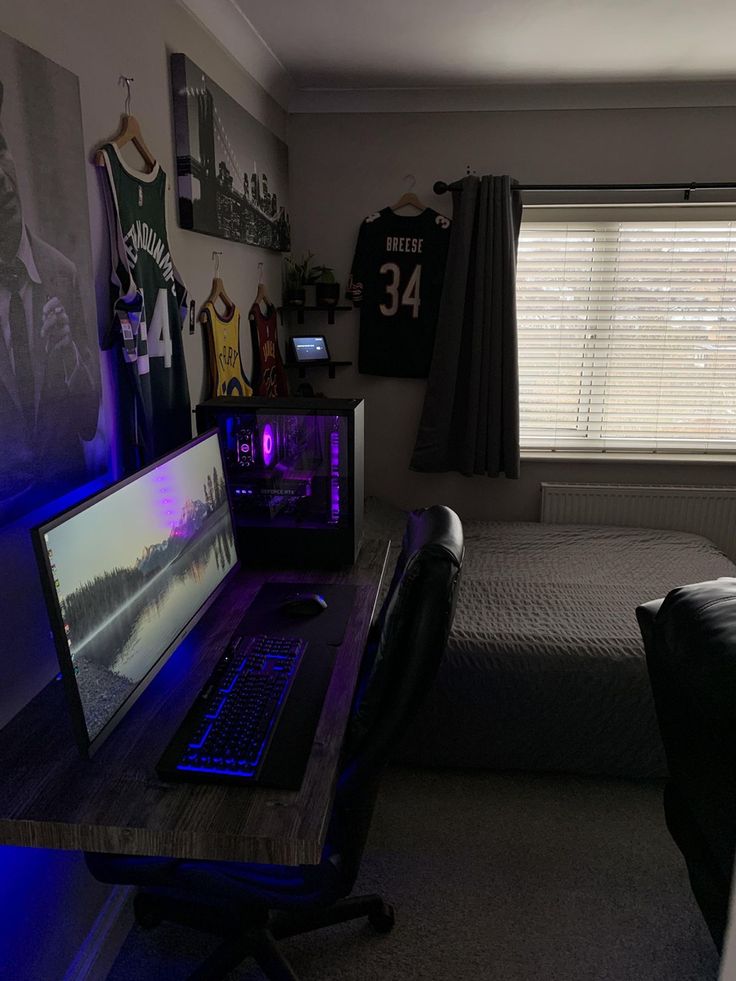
[516,203,736,459]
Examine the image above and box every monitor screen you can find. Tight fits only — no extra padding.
[34,431,238,753]
[290,335,330,363]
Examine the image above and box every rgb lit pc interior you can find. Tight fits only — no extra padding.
[33,431,238,753]
[221,411,347,527]
[195,398,364,567]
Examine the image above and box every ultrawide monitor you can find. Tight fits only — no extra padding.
[33,431,238,754]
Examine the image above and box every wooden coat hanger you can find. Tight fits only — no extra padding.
[95,77,156,171]
[203,252,237,320]
[254,262,271,307]
[391,174,425,212]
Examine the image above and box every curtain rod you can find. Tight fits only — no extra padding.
[433,179,736,201]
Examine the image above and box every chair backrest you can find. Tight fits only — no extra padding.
[636,579,736,950]
[326,506,463,884]
[638,578,736,781]
[341,504,464,781]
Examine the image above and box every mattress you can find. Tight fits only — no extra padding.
[365,501,736,778]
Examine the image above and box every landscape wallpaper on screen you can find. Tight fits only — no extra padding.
[43,437,236,740]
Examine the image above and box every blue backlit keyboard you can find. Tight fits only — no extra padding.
[157,633,334,789]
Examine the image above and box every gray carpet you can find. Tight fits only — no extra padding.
[106,768,720,981]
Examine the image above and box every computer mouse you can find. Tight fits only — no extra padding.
[280,592,328,616]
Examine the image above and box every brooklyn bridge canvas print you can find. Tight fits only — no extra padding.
[170,53,291,252]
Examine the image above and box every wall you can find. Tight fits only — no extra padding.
[0,0,286,729]
[288,107,736,520]
[0,0,286,976]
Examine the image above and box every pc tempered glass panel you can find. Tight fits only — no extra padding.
[40,434,237,742]
[224,412,349,528]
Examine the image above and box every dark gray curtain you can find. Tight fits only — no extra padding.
[410,174,523,478]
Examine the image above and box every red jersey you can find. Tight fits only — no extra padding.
[248,302,289,397]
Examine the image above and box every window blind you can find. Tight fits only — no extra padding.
[516,213,736,454]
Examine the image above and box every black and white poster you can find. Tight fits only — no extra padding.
[171,53,291,252]
[0,30,104,527]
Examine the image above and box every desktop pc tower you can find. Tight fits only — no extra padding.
[195,397,364,567]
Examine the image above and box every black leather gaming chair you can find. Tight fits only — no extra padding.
[85,505,464,981]
[637,578,736,952]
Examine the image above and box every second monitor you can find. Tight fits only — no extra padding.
[289,335,331,364]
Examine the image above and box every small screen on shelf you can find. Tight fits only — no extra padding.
[290,335,331,363]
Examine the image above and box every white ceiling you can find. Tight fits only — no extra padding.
[182,0,736,111]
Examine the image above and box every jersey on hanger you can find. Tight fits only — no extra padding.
[99,143,191,470]
[348,207,451,378]
[248,303,289,397]
[200,301,253,399]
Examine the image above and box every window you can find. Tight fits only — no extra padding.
[516,210,736,455]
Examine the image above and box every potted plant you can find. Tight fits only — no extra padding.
[314,266,340,308]
[282,252,315,307]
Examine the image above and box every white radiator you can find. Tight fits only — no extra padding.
[540,482,736,560]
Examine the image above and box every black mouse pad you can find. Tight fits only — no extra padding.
[238,582,358,646]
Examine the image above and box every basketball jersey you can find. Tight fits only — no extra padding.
[348,207,451,378]
[99,143,191,470]
[200,300,253,399]
[248,302,289,397]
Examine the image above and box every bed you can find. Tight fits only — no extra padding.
[365,501,736,779]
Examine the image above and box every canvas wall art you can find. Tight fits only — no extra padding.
[0,29,104,527]
[170,53,291,252]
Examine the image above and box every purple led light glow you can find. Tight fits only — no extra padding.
[261,424,275,467]
[329,421,341,523]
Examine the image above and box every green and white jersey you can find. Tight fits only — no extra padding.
[99,143,191,470]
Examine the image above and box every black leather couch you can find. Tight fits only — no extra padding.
[637,578,736,952]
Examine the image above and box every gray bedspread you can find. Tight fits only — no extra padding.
[365,502,736,778]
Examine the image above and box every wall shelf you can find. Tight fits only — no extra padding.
[286,360,352,380]
[280,305,353,326]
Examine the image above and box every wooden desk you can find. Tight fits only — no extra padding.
[0,539,388,867]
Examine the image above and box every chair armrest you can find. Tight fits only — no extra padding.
[646,579,736,751]
[636,598,664,655]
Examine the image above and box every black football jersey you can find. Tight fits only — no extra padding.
[348,207,451,378]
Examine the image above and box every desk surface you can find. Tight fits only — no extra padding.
[0,538,388,866]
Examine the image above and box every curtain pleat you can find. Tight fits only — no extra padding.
[410,175,523,478]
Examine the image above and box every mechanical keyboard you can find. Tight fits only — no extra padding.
[157,632,336,789]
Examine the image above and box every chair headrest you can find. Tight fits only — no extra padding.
[403,505,464,569]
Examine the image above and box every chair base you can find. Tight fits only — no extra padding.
[133,890,395,981]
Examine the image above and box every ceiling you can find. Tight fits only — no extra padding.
[183,0,736,111]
